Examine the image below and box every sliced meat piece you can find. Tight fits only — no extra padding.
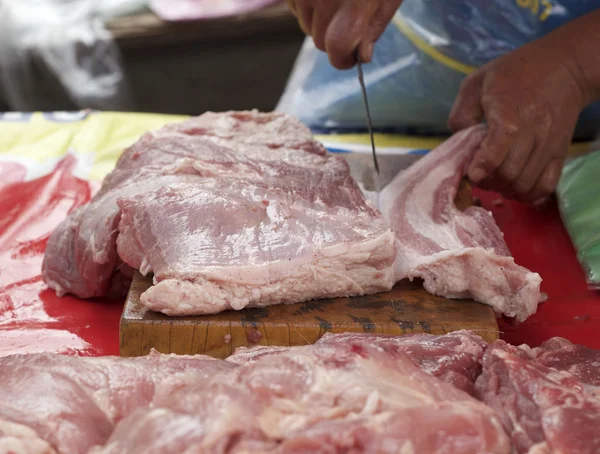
[381,125,542,321]
[214,342,505,440]
[116,162,395,315]
[315,330,488,395]
[2,350,234,424]
[528,337,600,387]
[475,340,600,454]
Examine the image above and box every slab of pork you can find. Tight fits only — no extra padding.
[42,111,396,315]
[380,125,542,321]
[116,161,395,315]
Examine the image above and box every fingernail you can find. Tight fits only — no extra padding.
[365,42,374,62]
[469,168,486,183]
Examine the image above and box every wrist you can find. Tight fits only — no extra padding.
[554,10,600,106]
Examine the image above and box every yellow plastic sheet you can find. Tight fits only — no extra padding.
[0,111,592,181]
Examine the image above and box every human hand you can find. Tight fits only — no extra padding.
[448,32,595,204]
[286,0,403,69]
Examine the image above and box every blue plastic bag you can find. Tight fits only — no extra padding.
[277,0,600,139]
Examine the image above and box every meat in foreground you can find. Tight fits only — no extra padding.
[0,331,511,454]
[5,331,600,453]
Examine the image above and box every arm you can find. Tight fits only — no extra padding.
[286,0,404,69]
[449,9,600,203]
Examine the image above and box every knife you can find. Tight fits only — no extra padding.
[355,49,381,204]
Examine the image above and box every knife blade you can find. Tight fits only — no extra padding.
[355,50,381,204]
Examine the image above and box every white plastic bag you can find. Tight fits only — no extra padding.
[149,0,280,21]
[277,0,600,140]
[0,0,138,111]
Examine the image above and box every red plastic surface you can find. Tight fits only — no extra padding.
[0,157,598,357]
[0,157,122,357]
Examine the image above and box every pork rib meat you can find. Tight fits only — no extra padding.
[381,125,542,321]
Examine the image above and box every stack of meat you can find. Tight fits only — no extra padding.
[42,110,541,321]
[2,331,599,453]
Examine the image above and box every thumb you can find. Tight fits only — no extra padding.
[448,71,484,132]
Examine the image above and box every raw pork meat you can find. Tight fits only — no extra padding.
[227,330,488,395]
[42,111,396,314]
[475,340,600,454]
[94,340,510,454]
[316,330,488,395]
[528,336,600,387]
[116,169,394,315]
[0,420,56,454]
[0,350,234,454]
[380,125,542,321]
[43,110,540,320]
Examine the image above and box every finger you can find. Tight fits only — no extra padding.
[448,71,485,132]
[325,0,376,69]
[521,158,564,204]
[360,0,404,62]
[311,3,337,53]
[511,135,563,198]
[357,41,374,64]
[297,4,314,36]
[494,132,536,190]
[286,0,298,15]
[473,133,534,196]
[467,115,522,185]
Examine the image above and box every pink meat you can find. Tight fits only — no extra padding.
[0,350,236,454]
[42,111,395,314]
[0,420,58,454]
[276,405,506,454]
[381,125,542,321]
[95,341,510,454]
[42,172,197,298]
[528,337,600,387]
[227,330,489,395]
[475,340,600,454]
[116,159,395,315]
[43,111,542,322]
[161,110,328,156]
[316,330,488,395]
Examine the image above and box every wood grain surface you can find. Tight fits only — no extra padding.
[120,272,499,358]
[119,162,499,358]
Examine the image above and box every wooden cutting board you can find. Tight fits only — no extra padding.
[119,167,499,358]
